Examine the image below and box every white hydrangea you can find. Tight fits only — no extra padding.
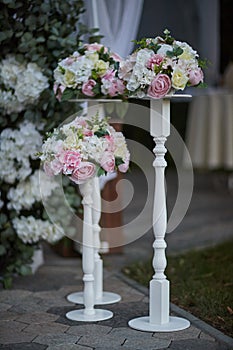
[0,55,49,114]
[126,49,154,92]
[12,216,64,244]
[7,170,59,212]
[0,121,42,183]
[54,56,93,88]
[81,135,109,163]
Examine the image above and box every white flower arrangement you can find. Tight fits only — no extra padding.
[39,113,130,184]
[119,29,205,99]
[0,55,49,114]
[0,121,42,184]
[12,216,64,244]
[7,170,59,212]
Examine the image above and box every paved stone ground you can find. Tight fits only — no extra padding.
[0,251,232,350]
[0,170,233,349]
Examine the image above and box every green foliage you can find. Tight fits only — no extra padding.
[0,0,97,287]
[0,0,99,130]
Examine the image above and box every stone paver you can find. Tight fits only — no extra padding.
[66,324,112,336]
[152,325,201,341]
[123,337,171,350]
[0,320,28,334]
[0,343,47,349]
[23,322,69,335]
[16,311,59,324]
[0,331,37,345]
[47,345,93,350]
[0,303,11,312]
[77,334,126,348]
[0,290,32,304]
[33,333,80,345]
[168,338,229,350]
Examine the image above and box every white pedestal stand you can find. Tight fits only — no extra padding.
[67,100,121,307]
[67,177,121,306]
[129,97,191,332]
[66,179,113,322]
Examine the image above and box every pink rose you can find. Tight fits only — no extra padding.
[110,52,122,62]
[100,151,115,173]
[53,83,66,101]
[118,158,130,173]
[188,68,204,86]
[84,43,106,52]
[70,162,96,184]
[59,150,81,175]
[82,79,96,97]
[147,54,164,70]
[147,74,171,99]
[105,135,115,152]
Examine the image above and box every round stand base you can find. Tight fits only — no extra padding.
[66,309,113,322]
[128,316,190,332]
[67,291,121,305]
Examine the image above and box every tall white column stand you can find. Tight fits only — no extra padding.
[67,177,121,305]
[129,97,190,332]
[66,179,113,321]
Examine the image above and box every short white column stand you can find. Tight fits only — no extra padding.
[128,97,190,332]
[66,179,113,322]
[67,177,121,305]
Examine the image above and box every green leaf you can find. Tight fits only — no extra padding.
[0,245,6,256]
[97,167,107,177]
[3,276,12,289]
[115,157,124,167]
[0,213,7,225]
[94,129,109,138]
[19,265,32,276]
[61,88,75,101]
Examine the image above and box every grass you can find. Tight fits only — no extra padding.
[122,239,233,338]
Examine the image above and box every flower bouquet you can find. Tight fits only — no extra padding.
[53,43,126,101]
[119,29,205,99]
[39,113,130,184]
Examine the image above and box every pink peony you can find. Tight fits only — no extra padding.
[188,68,204,86]
[82,79,96,97]
[70,162,96,184]
[147,54,164,70]
[59,150,81,175]
[100,151,115,172]
[147,74,171,99]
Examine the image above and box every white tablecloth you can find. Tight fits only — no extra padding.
[184,89,233,170]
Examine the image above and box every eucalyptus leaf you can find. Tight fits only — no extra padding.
[0,245,6,256]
